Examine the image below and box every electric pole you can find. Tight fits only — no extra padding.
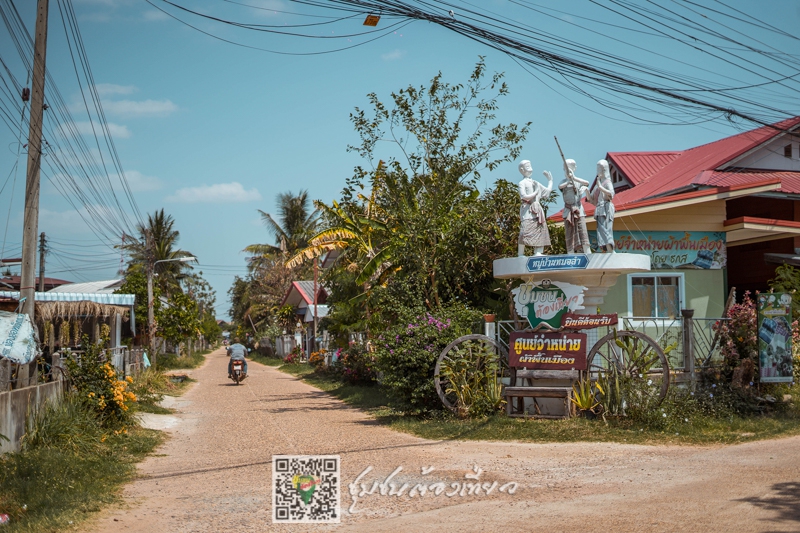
[20,0,49,319]
[38,232,46,292]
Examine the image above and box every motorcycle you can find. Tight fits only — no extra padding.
[230,359,247,385]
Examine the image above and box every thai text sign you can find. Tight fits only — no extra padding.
[561,313,618,329]
[526,254,589,272]
[757,293,793,383]
[509,331,587,370]
[512,280,585,329]
[588,230,726,269]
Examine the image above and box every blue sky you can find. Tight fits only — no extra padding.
[1,0,799,318]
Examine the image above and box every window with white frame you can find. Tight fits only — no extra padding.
[627,274,684,318]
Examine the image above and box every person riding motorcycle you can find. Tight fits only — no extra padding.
[227,340,248,378]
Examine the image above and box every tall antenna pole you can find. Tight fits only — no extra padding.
[20,0,49,319]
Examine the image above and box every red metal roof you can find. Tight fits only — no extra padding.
[608,151,682,186]
[692,169,800,193]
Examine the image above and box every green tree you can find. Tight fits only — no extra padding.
[120,209,194,296]
[244,190,320,262]
[115,265,161,341]
[317,58,530,328]
[158,292,201,347]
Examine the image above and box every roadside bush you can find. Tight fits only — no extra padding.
[339,344,377,384]
[284,345,304,364]
[309,349,327,370]
[63,337,137,428]
[374,304,482,415]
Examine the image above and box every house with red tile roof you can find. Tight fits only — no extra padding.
[553,116,800,319]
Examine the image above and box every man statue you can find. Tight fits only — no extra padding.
[559,158,592,255]
[518,160,553,256]
[590,159,615,252]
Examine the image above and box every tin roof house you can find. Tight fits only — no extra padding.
[553,116,800,319]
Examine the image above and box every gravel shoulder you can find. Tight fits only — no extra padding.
[84,347,800,532]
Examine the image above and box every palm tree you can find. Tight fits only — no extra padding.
[244,190,319,266]
[121,209,193,295]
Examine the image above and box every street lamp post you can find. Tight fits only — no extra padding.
[147,255,197,366]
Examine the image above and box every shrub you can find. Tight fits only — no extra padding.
[339,344,377,384]
[373,304,482,414]
[63,337,137,428]
[309,349,327,370]
[284,345,304,364]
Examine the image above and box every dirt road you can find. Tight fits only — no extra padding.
[85,348,800,532]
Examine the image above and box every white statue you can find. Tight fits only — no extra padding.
[559,158,592,255]
[518,160,553,256]
[590,159,615,252]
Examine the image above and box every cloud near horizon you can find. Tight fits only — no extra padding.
[166,182,262,203]
[71,120,131,139]
[95,83,137,97]
[102,99,178,117]
[381,49,405,61]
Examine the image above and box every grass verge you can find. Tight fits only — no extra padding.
[275,362,800,446]
[0,395,163,532]
[155,348,211,371]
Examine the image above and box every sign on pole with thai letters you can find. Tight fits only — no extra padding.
[526,254,589,272]
[509,331,588,370]
[512,279,585,329]
[757,292,793,383]
[560,313,618,329]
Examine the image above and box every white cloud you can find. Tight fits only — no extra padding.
[143,9,170,21]
[120,170,162,192]
[95,83,137,97]
[248,0,286,17]
[71,120,131,139]
[39,208,93,234]
[102,99,178,117]
[166,182,262,204]
[381,49,405,61]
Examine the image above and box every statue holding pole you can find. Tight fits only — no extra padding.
[554,137,591,255]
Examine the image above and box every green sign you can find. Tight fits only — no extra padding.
[757,293,793,383]
[512,280,585,329]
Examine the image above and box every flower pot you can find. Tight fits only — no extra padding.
[483,314,496,323]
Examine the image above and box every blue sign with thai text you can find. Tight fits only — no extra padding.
[526,254,589,272]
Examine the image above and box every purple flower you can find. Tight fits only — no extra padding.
[709,393,714,398]
[712,384,716,388]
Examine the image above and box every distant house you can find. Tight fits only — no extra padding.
[280,280,329,354]
[0,275,73,291]
[552,116,800,319]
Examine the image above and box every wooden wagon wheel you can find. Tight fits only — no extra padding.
[434,334,508,414]
[587,330,670,408]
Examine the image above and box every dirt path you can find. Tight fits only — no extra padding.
[85,348,800,532]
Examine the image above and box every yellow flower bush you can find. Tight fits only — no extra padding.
[64,337,138,427]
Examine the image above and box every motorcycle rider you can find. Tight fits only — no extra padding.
[227,338,248,378]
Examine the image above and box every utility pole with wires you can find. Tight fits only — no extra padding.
[19,0,49,320]
[38,232,46,292]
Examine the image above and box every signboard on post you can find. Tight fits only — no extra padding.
[511,279,585,329]
[508,331,588,370]
[560,313,618,329]
[526,254,589,272]
[757,293,793,383]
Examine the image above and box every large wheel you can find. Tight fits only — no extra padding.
[587,330,670,410]
[434,334,508,415]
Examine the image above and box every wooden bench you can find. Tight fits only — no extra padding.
[505,368,579,419]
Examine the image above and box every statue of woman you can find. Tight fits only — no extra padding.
[591,159,615,252]
[559,158,591,255]
[518,160,553,256]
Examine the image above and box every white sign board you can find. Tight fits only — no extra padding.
[0,310,40,364]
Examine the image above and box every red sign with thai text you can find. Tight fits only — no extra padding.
[560,313,618,329]
[508,331,588,370]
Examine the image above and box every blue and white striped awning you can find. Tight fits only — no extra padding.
[0,291,135,306]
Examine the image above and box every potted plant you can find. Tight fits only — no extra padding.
[571,378,604,419]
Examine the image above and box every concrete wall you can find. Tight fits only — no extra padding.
[0,380,63,454]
